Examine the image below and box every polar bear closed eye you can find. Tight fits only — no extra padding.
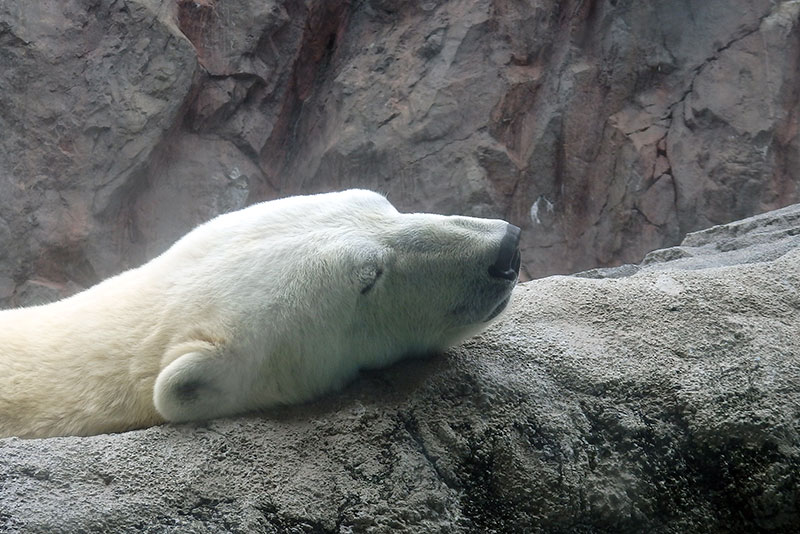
[0,190,520,438]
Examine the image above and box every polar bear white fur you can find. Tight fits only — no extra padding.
[0,190,519,438]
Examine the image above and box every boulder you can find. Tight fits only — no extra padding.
[1,205,798,533]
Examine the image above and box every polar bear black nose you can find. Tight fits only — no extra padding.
[488,224,521,281]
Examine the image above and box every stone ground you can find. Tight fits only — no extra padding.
[1,206,797,534]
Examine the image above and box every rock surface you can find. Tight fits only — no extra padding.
[2,0,800,306]
[577,201,800,277]
[1,206,798,533]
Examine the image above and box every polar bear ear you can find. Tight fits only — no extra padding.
[153,349,239,423]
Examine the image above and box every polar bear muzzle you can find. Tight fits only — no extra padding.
[489,224,522,282]
[480,223,521,322]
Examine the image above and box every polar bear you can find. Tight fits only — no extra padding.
[0,190,520,438]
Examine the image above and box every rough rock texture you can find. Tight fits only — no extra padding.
[2,208,798,533]
[0,0,197,304]
[2,0,800,306]
[577,201,800,277]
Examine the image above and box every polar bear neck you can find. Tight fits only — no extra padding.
[0,265,171,437]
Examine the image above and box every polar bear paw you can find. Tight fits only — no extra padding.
[153,349,238,423]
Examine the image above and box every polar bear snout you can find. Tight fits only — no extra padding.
[488,224,522,282]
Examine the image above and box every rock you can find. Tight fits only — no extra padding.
[0,0,198,300]
[667,1,800,234]
[2,0,800,306]
[2,206,798,533]
[127,134,257,264]
[577,202,800,278]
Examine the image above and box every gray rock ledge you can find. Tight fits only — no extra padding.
[1,205,799,533]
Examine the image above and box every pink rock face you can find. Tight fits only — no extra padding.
[1,0,798,305]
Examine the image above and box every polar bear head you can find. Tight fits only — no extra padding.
[315,192,520,355]
[153,189,520,421]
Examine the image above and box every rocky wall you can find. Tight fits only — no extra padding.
[1,0,798,305]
